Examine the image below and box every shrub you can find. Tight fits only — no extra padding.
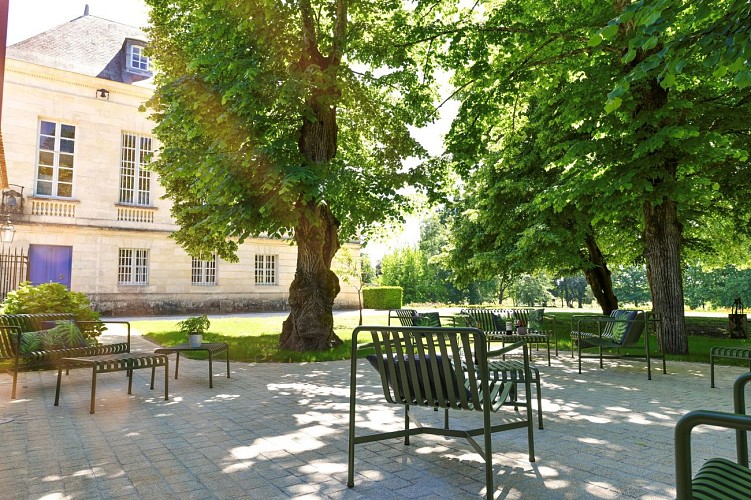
[363,286,403,309]
[1,282,104,342]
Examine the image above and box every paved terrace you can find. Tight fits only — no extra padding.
[0,324,746,499]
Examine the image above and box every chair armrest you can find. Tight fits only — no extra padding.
[571,315,608,336]
[77,320,131,350]
[0,325,23,360]
[487,340,528,358]
[675,410,751,499]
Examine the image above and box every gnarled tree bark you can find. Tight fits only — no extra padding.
[279,0,347,351]
[582,231,619,315]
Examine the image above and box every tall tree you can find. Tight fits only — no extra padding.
[145,0,436,350]
[415,0,751,354]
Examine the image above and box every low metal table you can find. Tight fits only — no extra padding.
[55,352,169,414]
[487,332,553,366]
[154,342,230,388]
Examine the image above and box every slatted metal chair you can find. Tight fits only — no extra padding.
[347,325,535,499]
[675,372,751,499]
[570,309,666,380]
[387,309,418,326]
[461,308,553,365]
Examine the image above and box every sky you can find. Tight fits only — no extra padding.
[6,0,451,262]
[7,0,149,45]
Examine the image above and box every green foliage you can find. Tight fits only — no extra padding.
[176,315,211,335]
[684,265,751,310]
[362,286,402,309]
[1,282,103,341]
[360,254,376,284]
[552,275,592,308]
[417,0,751,352]
[144,0,440,259]
[508,274,554,307]
[611,265,652,307]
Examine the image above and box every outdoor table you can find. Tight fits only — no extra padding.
[154,342,230,388]
[54,352,169,414]
[487,331,552,365]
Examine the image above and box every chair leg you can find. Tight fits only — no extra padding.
[404,404,410,445]
[483,405,494,499]
[534,373,543,430]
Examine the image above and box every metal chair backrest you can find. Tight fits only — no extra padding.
[354,325,516,412]
[387,309,418,326]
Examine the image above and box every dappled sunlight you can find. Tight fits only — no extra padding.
[584,480,622,499]
[229,432,327,461]
[1,336,730,499]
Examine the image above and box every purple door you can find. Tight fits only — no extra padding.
[29,245,72,289]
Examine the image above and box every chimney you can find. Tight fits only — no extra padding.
[84,4,90,16]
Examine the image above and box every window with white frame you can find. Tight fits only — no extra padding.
[192,255,217,286]
[254,255,277,286]
[118,249,149,285]
[129,43,150,72]
[36,120,75,197]
[120,133,153,205]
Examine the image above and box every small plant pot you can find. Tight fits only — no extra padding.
[188,334,203,348]
[516,327,527,335]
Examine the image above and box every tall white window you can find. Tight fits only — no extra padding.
[36,120,75,197]
[192,255,217,286]
[118,249,149,285]
[120,133,152,205]
[254,255,276,286]
[129,44,150,72]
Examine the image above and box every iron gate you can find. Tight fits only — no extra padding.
[0,247,29,301]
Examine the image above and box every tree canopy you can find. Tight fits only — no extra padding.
[415,0,751,353]
[145,0,441,350]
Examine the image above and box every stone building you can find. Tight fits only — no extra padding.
[1,11,359,315]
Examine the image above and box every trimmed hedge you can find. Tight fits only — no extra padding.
[363,286,403,310]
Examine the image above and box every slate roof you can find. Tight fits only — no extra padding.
[7,13,151,85]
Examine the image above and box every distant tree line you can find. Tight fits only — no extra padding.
[367,216,750,310]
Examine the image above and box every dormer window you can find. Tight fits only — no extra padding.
[127,41,150,73]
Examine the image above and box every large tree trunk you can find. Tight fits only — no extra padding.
[280,201,343,351]
[279,18,345,351]
[644,196,688,355]
[638,77,689,355]
[582,231,619,314]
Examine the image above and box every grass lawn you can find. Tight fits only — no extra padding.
[134,308,750,366]
[137,310,390,363]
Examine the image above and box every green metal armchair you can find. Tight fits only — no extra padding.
[348,325,535,499]
[675,372,751,499]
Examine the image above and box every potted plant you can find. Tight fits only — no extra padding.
[177,315,210,348]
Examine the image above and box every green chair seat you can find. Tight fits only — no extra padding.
[692,457,751,499]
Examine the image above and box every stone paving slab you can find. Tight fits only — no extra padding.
[0,328,748,499]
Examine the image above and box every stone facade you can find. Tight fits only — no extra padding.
[1,15,359,315]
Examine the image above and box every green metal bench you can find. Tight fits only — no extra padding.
[347,325,535,499]
[570,309,666,380]
[461,307,554,365]
[675,372,751,499]
[0,313,131,399]
[710,346,751,388]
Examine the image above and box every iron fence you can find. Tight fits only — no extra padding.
[0,247,28,301]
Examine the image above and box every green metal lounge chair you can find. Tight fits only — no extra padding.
[570,309,666,380]
[461,308,553,365]
[347,325,535,499]
[675,372,751,499]
[387,309,418,326]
